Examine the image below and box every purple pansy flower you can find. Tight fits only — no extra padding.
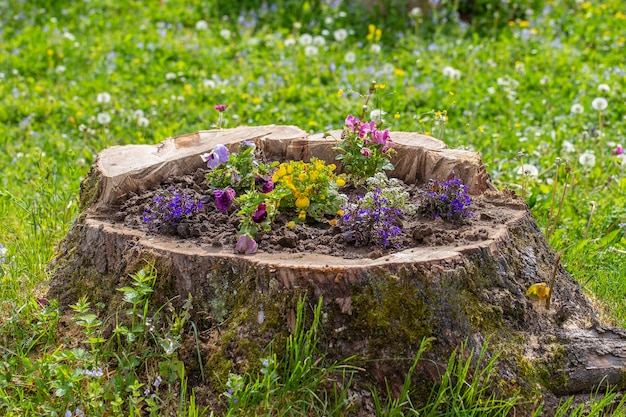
[252,203,267,223]
[236,234,258,254]
[255,176,274,193]
[213,187,236,212]
[360,147,371,157]
[201,144,229,169]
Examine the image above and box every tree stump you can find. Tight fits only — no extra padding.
[49,125,626,412]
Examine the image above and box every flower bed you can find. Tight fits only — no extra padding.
[114,116,512,259]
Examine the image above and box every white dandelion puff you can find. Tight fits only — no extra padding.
[97,92,111,104]
[570,103,584,114]
[579,150,596,167]
[591,97,608,111]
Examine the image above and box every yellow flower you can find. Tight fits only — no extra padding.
[295,196,310,209]
[338,89,344,97]
[519,20,530,28]
[286,221,296,230]
[298,210,307,221]
[336,177,346,187]
[394,113,400,119]
[478,126,484,133]
[252,97,262,104]
[329,219,338,226]
[272,165,287,182]
[394,68,405,76]
[298,172,308,182]
[308,120,318,127]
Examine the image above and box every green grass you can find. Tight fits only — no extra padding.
[1,0,626,414]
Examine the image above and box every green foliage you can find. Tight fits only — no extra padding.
[222,297,355,416]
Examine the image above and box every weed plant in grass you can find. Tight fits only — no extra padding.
[1,0,626,414]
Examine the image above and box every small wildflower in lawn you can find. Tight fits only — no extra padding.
[344,51,356,63]
[420,176,473,223]
[570,103,584,114]
[195,20,208,31]
[370,43,381,53]
[299,33,313,45]
[304,45,319,56]
[97,112,111,124]
[215,104,228,128]
[598,83,611,93]
[201,144,230,169]
[370,109,386,123]
[516,164,539,177]
[213,187,236,212]
[220,28,232,39]
[313,35,326,46]
[96,92,111,103]
[442,65,461,80]
[613,144,623,156]
[333,29,348,42]
[0,243,7,264]
[591,97,608,111]
[579,150,596,167]
[137,116,149,127]
[562,140,576,153]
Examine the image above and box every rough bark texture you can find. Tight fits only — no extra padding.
[49,126,626,413]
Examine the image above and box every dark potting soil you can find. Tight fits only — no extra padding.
[114,168,526,260]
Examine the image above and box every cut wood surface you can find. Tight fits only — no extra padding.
[49,126,626,413]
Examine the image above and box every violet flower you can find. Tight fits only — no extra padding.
[614,145,623,155]
[255,176,274,193]
[236,234,258,254]
[215,104,228,112]
[252,203,267,223]
[201,144,229,169]
[361,147,371,157]
[213,187,236,212]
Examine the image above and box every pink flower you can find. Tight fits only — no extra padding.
[215,104,228,112]
[235,234,258,254]
[614,145,624,155]
[361,147,371,157]
[359,120,376,138]
[213,187,235,212]
[344,114,360,131]
[371,128,390,146]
